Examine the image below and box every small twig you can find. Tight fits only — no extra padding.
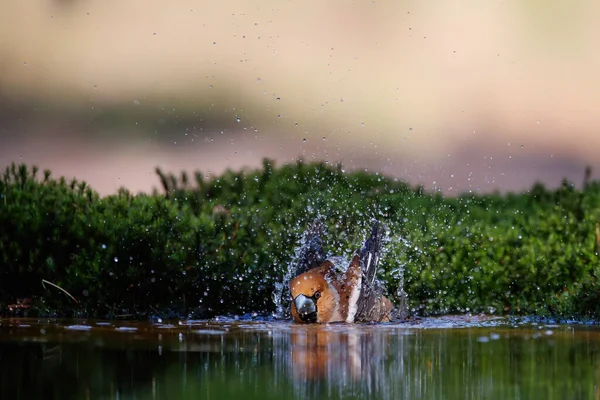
[42,279,78,304]
[583,166,592,188]
[229,221,239,244]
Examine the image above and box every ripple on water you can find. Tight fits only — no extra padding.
[115,326,138,332]
[64,325,92,331]
[156,324,177,329]
[193,329,227,335]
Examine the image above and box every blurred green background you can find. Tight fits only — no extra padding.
[1,0,599,195]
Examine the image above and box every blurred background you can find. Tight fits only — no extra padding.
[1,0,599,196]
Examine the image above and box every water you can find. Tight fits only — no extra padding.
[1,317,599,399]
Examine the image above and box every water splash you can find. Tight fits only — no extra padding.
[272,278,291,319]
[272,217,327,319]
[386,229,421,320]
[390,261,408,320]
[272,217,415,320]
[271,240,308,320]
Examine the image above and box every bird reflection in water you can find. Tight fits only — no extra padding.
[291,326,362,381]
[281,324,394,397]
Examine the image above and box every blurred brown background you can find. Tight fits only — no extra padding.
[1,0,599,195]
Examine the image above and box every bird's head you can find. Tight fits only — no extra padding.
[290,263,339,323]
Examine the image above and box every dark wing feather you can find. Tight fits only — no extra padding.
[359,220,383,286]
[355,220,386,321]
[293,218,327,276]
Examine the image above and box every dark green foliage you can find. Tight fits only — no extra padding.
[1,160,599,320]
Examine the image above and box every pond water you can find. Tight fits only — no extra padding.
[1,316,599,400]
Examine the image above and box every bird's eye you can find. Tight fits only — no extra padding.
[314,291,321,300]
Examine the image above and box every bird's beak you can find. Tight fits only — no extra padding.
[294,294,318,323]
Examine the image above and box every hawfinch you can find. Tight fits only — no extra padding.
[290,220,394,323]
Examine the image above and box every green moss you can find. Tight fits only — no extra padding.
[1,160,599,320]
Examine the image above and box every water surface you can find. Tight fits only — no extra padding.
[1,316,599,399]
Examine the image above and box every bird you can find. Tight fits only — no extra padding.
[289,219,394,323]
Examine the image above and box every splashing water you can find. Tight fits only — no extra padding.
[271,235,305,319]
[271,216,327,319]
[381,222,423,320]
[390,262,408,319]
[271,253,302,319]
[272,218,417,321]
[272,278,290,319]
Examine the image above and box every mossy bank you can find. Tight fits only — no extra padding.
[1,160,599,320]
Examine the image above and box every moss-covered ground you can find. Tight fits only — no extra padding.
[1,160,599,320]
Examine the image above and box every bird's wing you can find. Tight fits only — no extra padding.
[293,218,328,277]
[358,220,383,287]
[355,220,387,321]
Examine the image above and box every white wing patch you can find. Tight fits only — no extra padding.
[345,274,362,323]
[371,255,379,284]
